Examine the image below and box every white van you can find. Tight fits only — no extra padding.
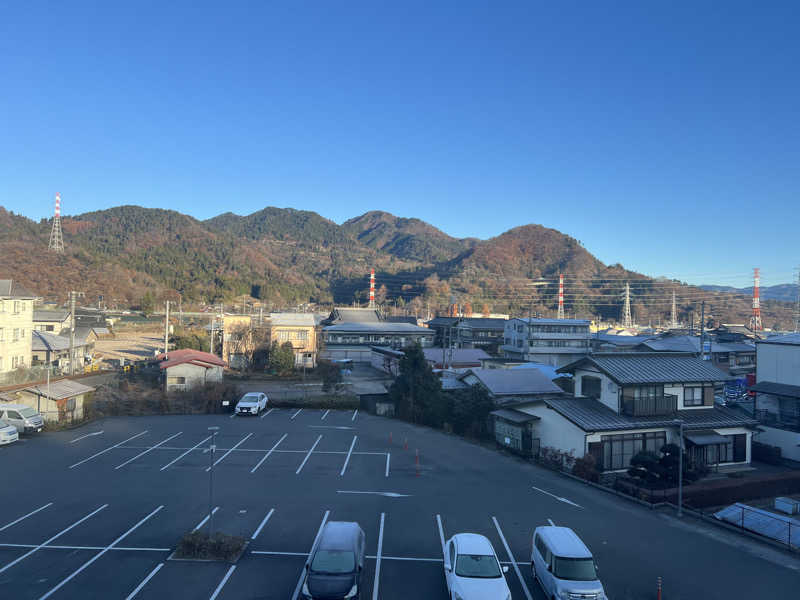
[0,404,44,434]
[531,526,607,600]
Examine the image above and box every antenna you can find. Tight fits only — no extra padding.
[749,268,763,331]
[48,193,65,253]
[557,274,565,320]
[621,282,633,328]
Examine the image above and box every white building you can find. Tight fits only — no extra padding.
[158,349,226,392]
[501,318,591,367]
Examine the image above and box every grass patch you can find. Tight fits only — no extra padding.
[174,531,247,563]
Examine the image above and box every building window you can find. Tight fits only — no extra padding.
[582,376,601,399]
[684,386,703,407]
[167,376,186,385]
[13,301,20,314]
[13,329,19,342]
[599,432,666,471]
[0,328,3,342]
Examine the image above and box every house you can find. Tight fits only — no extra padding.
[0,280,37,377]
[590,333,657,352]
[426,317,507,352]
[269,313,322,368]
[157,349,226,392]
[370,346,404,377]
[33,308,71,333]
[501,318,591,367]
[749,333,800,462]
[30,330,91,373]
[423,347,490,371]
[221,314,253,369]
[635,335,756,376]
[10,379,95,423]
[528,353,758,474]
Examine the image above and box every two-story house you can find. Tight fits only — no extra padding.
[510,353,757,474]
[426,316,507,353]
[501,318,591,367]
[635,335,756,376]
[0,280,37,377]
[33,308,71,333]
[269,313,322,368]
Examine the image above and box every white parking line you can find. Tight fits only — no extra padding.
[209,565,236,600]
[340,435,358,476]
[547,518,555,526]
[124,562,164,600]
[251,434,288,474]
[351,409,358,421]
[321,409,330,420]
[68,431,148,469]
[0,503,53,533]
[291,408,303,420]
[115,432,183,470]
[435,514,446,551]
[385,453,390,478]
[206,433,253,472]
[296,435,322,475]
[251,550,310,557]
[260,407,276,419]
[38,505,164,600]
[492,516,532,600]
[291,511,330,600]
[372,513,385,600]
[0,505,108,574]
[192,507,220,533]
[0,543,170,552]
[251,509,275,540]
[531,485,583,508]
[160,435,212,471]
[69,431,104,443]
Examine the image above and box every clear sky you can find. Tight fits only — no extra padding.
[1,1,797,287]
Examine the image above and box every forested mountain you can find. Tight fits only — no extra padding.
[700,283,798,304]
[0,204,794,328]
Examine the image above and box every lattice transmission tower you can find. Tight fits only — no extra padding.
[621,282,633,328]
[48,193,64,254]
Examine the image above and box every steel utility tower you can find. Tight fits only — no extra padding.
[48,193,64,254]
[749,268,763,331]
[557,274,565,320]
[368,269,375,308]
[671,291,678,329]
[621,282,633,328]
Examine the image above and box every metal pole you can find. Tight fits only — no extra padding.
[678,421,684,517]
[68,291,76,375]
[164,300,170,359]
[207,427,219,538]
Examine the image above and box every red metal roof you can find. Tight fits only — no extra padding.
[158,349,226,370]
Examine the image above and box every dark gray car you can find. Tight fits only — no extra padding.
[301,521,365,600]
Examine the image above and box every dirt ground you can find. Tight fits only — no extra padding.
[95,330,162,363]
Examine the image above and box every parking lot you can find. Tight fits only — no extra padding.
[1,407,799,600]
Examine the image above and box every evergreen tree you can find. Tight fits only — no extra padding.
[389,343,444,425]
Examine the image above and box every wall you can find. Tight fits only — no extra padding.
[516,403,586,457]
[0,298,34,374]
[573,368,618,412]
[755,425,800,462]
[165,362,221,391]
[757,342,800,386]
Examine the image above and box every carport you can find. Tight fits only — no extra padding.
[490,408,540,456]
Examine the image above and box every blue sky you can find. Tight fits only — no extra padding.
[1,1,797,287]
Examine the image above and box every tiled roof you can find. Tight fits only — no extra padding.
[158,349,226,369]
[31,331,72,352]
[33,309,70,322]
[269,313,318,326]
[0,279,37,298]
[759,333,800,346]
[640,336,755,354]
[460,367,563,396]
[750,381,800,399]
[545,396,758,432]
[327,308,382,324]
[455,318,507,329]
[558,353,731,384]
[423,348,491,364]
[512,318,590,325]
[490,408,540,424]
[324,322,433,334]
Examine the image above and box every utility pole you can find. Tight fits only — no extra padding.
[671,291,678,329]
[164,300,170,359]
[794,265,800,333]
[700,301,705,360]
[68,291,76,375]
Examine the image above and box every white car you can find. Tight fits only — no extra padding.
[235,392,268,416]
[0,420,19,445]
[444,533,511,600]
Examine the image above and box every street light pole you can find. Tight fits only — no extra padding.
[208,426,219,538]
[674,419,684,517]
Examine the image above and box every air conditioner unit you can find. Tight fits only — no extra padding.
[774,497,800,515]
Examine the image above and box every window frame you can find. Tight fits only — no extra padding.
[683,386,704,407]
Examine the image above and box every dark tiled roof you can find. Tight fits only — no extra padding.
[545,396,758,432]
[558,353,731,384]
[426,317,460,327]
[490,408,540,424]
[750,381,800,399]
[327,308,382,324]
[455,318,507,330]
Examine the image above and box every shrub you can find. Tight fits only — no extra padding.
[572,453,599,482]
[175,531,247,562]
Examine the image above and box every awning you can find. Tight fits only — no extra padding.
[684,430,729,446]
[490,408,540,425]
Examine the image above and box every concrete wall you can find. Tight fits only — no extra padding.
[756,425,800,462]
[757,342,800,386]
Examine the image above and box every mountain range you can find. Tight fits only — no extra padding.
[699,283,798,304]
[0,205,794,328]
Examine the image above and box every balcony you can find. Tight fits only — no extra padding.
[621,393,678,417]
[755,409,800,433]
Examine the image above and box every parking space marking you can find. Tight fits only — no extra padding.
[321,409,330,420]
[492,516,533,600]
[160,435,212,471]
[251,550,309,557]
[209,565,236,600]
[351,409,358,421]
[290,511,330,600]
[372,513,385,600]
[38,505,164,600]
[251,434,288,473]
[115,432,183,470]
[291,408,303,420]
[339,435,358,476]
[0,543,170,552]
[260,407,276,419]
[206,433,253,472]
[124,562,164,600]
[435,514,445,551]
[531,485,583,508]
[251,509,275,540]
[0,502,53,533]
[193,507,220,533]
[337,491,410,498]
[385,453,390,478]
[0,504,108,574]
[69,431,149,469]
[295,435,322,475]
[547,518,555,526]
[69,431,104,444]
[309,425,354,430]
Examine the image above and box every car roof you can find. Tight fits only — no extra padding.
[0,403,30,410]
[454,533,494,555]
[318,521,361,551]
[534,526,592,558]
[241,392,262,397]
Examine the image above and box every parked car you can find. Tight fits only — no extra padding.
[235,392,268,416]
[531,526,607,600]
[443,533,511,600]
[0,419,19,445]
[0,404,44,434]
[301,521,365,600]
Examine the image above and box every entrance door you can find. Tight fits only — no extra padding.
[733,434,746,462]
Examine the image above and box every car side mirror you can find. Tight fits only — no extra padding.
[547,564,552,572]
[502,565,509,573]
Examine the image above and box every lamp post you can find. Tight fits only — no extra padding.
[207,426,220,538]
[673,419,684,517]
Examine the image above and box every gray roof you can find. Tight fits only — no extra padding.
[759,333,800,346]
[423,348,491,364]
[33,309,70,323]
[324,322,433,334]
[558,353,731,384]
[0,279,37,299]
[490,408,540,424]
[640,336,755,354]
[350,381,388,396]
[750,381,800,399]
[441,377,469,391]
[269,313,318,327]
[327,308,382,324]
[460,367,563,396]
[595,334,657,346]
[23,379,96,400]
[545,396,758,432]
[512,317,590,325]
[455,318,507,330]
[31,331,72,352]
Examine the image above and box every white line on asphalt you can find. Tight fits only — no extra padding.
[251,434,288,473]
[0,503,53,533]
[260,407,276,419]
[372,513,385,600]
[251,550,310,557]
[547,518,555,526]
[206,433,254,472]
[0,504,108,574]
[336,491,411,498]
[321,409,330,420]
[295,435,322,475]
[492,516,532,600]
[251,509,275,540]
[115,432,183,470]
[351,409,358,421]
[69,431,104,443]
[291,408,303,420]
[385,453,390,478]
[340,435,358,476]
[308,425,354,430]
[68,431,149,469]
[531,485,583,508]
[229,412,236,419]
[124,562,164,600]
[436,515,446,551]
[38,505,164,600]
[209,565,236,600]
[192,507,220,533]
[160,435,212,471]
[0,543,170,551]
[291,511,330,600]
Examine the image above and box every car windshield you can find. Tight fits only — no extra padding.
[19,407,38,418]
[310,550,355,574]
[240,395,259,403]
[455,554,501,578]
[554,557,597,581]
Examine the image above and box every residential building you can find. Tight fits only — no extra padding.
[269,313,322,368]
[33,308,71,332]
[158,349,226,392]
[501,318,591,367]
[31,330,91,373]
[0,280,37,376]
[426,317,507,352]
[221,314,253,368]
[635,335,756,376]
[2,379,95,423]
[423,347,490,372]
[749,333,800,462]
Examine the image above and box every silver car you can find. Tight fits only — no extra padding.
[0,404,44,434]
[0,419,19,445]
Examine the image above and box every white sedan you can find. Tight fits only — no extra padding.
[444,533,512,600]
[235,392,268,415]
[0,420,19,445]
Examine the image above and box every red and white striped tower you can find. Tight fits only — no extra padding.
[48,193,64,253]
[750,268,763,331]
[557,273,565,319]
[369,269,375,308]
